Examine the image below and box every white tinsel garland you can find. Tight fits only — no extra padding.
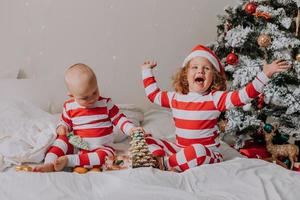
[229,56,262,88]
[286,87,300,114]
[264,84,290,107]
[261,23,300,50]
[273,50,292,60]
[256,6,292,29]
[294,62,300,80]
[292,0,300,7]
[247,0,269,3]
[279,127,300,138]
[246,0,297,6]
[225,25,253,48]
[270,36,300,50]
[275,114,300,138]
[262,23,281,36]
[225,109,262,134]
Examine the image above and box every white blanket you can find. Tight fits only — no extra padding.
[1,101,300,199]
[0,100,57,171]
[1,158,300,200]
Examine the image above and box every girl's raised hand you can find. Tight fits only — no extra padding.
[141,60,157,70]
[263,59,290,78]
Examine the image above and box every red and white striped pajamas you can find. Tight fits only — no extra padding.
[142,68,269,172]
[44,97,134,168]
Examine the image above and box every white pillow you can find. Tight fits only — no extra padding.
[141,108,175,139]
[113,104,144,143]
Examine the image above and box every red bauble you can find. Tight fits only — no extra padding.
[226,52,239,65]
[244,2,257,14]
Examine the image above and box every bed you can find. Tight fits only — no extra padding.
[0,79,300,200]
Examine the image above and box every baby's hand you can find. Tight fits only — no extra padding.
[129,127,145,136]
[129,127,152,138]
[263,59,290,78]
[141,60,157,70]
[56,125,68,136]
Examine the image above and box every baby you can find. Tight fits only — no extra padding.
[141,44,290,172]
[35,63,141,172]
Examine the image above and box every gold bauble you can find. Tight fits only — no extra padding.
[257,34,272,47]
[296,53,300,62]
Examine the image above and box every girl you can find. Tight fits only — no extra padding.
[141,44,290,172]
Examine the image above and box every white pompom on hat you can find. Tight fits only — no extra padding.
[182,44,225,76]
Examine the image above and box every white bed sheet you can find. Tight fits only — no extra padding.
[1,158,300,200]
[1,100,300,200]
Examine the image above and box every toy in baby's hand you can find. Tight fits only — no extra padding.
[129,129,159,168]
[67,132,89,150]
[263,123,299,169]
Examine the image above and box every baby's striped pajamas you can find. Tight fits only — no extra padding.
[44,97,134,168]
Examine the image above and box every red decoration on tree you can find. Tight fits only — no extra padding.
[257,94,264,109]
[244,2,257,14]
[226,52,239,65]
[254,12,272,20]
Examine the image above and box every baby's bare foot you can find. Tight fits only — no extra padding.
[54,156,68,171]
[33,163,55,172]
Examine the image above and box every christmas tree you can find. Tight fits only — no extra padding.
[211,0,300,148]
[129,130,158,168]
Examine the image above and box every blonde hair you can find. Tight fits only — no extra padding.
[172,61,227,94]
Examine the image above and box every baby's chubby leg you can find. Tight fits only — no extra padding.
[34,156,69,172]
[33,163,55,172]
[34,134,74,172]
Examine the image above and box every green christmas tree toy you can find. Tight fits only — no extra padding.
[129,130,159,168]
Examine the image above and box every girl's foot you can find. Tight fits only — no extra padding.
[33,163,55,172]
[155,156,168,170]
[54,156,68,171]
[154,156,179,172]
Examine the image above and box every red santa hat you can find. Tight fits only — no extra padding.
[182,45,224,75]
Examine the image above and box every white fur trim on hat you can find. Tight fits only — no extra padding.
[182,50,220,72]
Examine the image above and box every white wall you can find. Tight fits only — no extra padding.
[0,0,236,109]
